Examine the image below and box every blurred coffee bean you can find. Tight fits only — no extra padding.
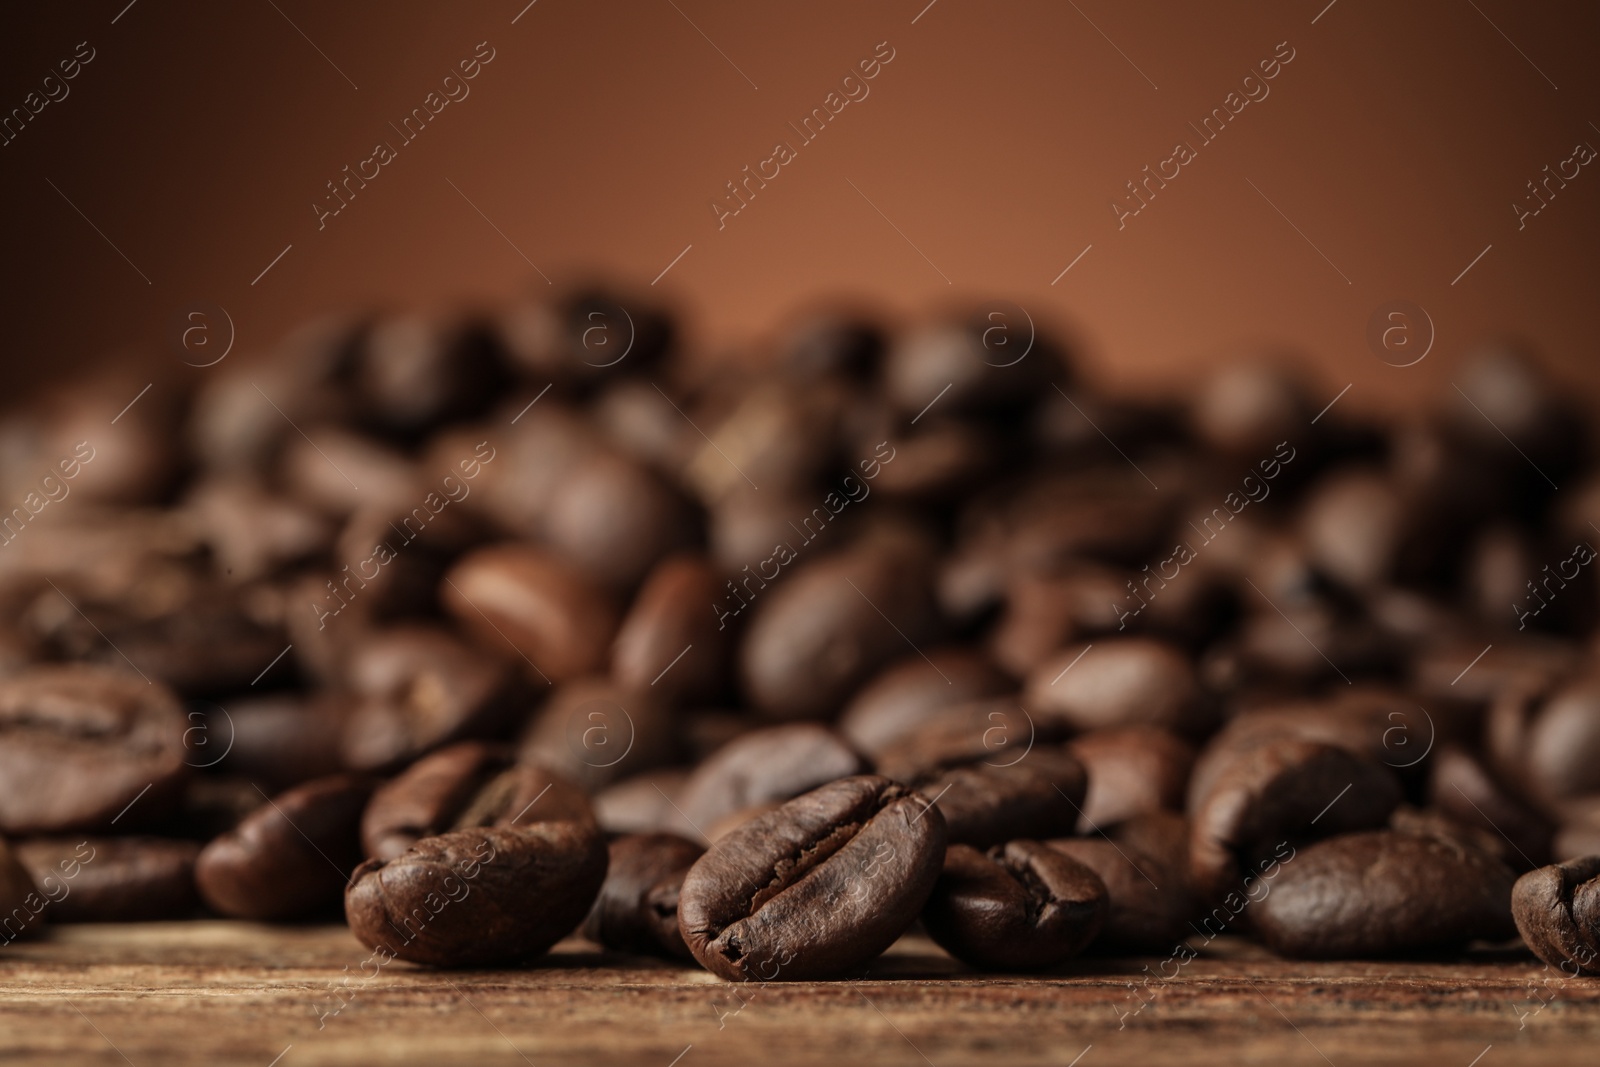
[1254,829,1517,958]
[1513,856,1600,975]
[1024,638,1209,736]
[0,666,187,834]
[517,677,677,791]
[778,310,882,381]
[1047,836,1192,953]
[1188,737,1402,901]
[675,724,866,834]
[989,567,1128,677]
[740,530,940,720]
[1191,362,1313,459]
[280,427,419,517]
[543,449,698,589]
[678,776,945,981]
[581,832,704,958]
[1429,745,1551,869]
[591,379,699,476]
[499,287,671,386]
[468,401,601,536]
[923,841,1106,970]
[363,742,591,861]
[592,769,692,836]
[195,773,374,920]
[355,314,507,434]
[837,648,1010,758]
[184,478,332,583]
[442,543,618,684]
[683,383,841,504]
[340,625,528,772]
[346,821,608,966]
[15,838,199,922]
[0,838,43,941]
[882,314,1058,419]
[215,694,349,788]
[1068,727,1195,833]
[611,555,730,705]
[1520,676,1600,806]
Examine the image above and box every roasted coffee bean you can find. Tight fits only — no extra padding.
[882,315,1058,419]
[518,677,678,791]
[1191,363,1314,459]
[281,426,420,516]
[923,841,1106,970]
[15,838,199,922]
[543,449,699,590]
[1024,638,1210,737]
[0,838,43,942]
[988,567,1131,677]
[1068,727,1195,833]
[1512,856,1600,976]
[1048,837,1192,953]
[1188,737,1402,901]
[498,288,671,386]
[678,776,946,981]
[683,382,843,503]
[836,648,1011,758]
[442,544,619,684]
[1429,745,1551,870]
[346,822,607,967]
[877,705,1084,847]
[340,626,527,772]
[216,693,349,788]
[611,555,730,705]
[582,832,705,958]
[363,742,592,861]
[195,773,374,920]
[1253,829,1517,958]
[592,769,692,836]
[0,666,188,834]
[1518,677,1600,806]
[355,314,507,433]
[675,724,866,834]
[739,529,940,721]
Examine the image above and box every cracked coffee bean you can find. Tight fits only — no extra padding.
[923,840,1106,970]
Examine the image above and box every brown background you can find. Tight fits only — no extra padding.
[3,0,1597,414]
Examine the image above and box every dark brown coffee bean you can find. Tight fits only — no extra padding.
[1188,737,1402,902]
[677,775,946,981]
[675,724,866,835]
[582,832,705,958]
[442,543,619,684]
[1253,829,1517,958]
[362,742,592,861]
[592,769,692,835]
[923,841,1106,970]
[740,530,940,720]
[988,567,1130,677]
[682,382,843,503]
[345,822,608,967]
[280,426,420,516]
[0,666,188,834]
[1429,745,1551,870]
[1520,677,1600,806]
[778,311,882,381]
[837,648,1011,759]
[882,315,1058,418]
[216,694,349,789]
[340,625,527,772]
[1068,726,1195,833]
[195,773,374,920]
[878,709,1086,847]
[0,838,43,943]
[1191,363,1313,458]
[499,288,671,386]
[517,677,678,791]
[468,400,602,535]
[184,478,332,584]
[543,449,699,590]
[1512,856,1600,976]
[1047,837,1192,953]
[1024,638,1210,737]
[611,555,730,705]
[355,314,507,433]
[14,838,199,922]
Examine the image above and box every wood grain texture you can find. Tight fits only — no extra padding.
[2,923,1598,1066]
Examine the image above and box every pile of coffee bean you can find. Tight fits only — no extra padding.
[4,288,1600,979]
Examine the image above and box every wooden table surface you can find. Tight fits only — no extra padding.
[3,923,1598,1066]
